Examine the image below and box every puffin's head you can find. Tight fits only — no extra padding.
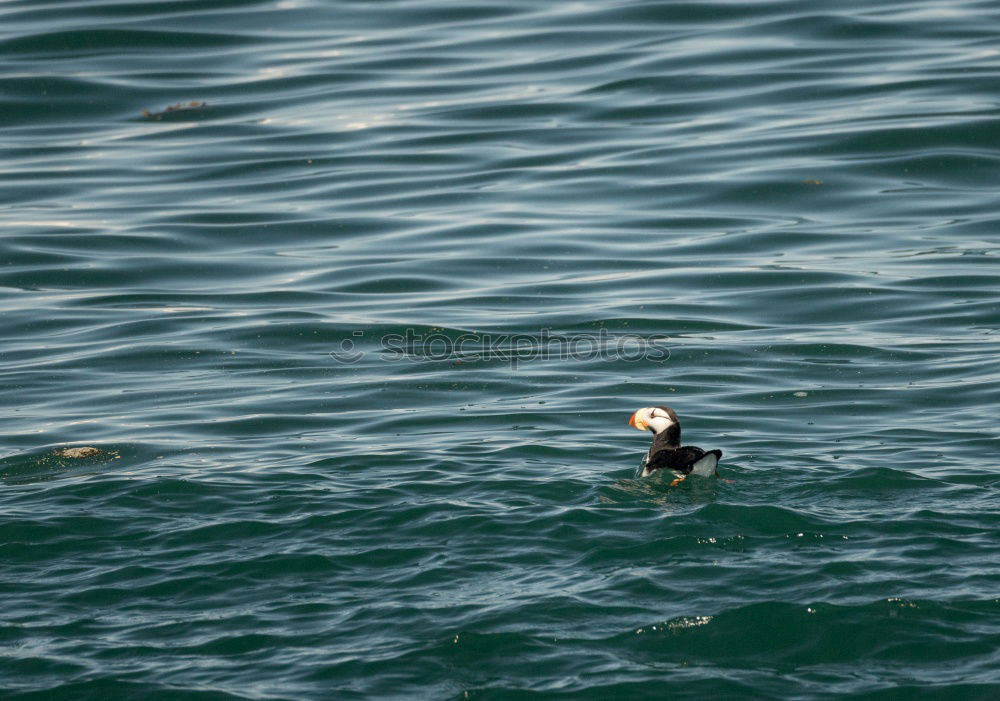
[628,406,678,434]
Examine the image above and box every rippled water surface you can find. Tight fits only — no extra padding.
[3,0,1000,698]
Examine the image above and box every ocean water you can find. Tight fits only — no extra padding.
[2,0,999,698]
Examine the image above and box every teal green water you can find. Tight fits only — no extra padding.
[2,1,999,698]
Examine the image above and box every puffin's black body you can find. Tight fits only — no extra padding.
[644,430,722,475]
[629,406,722,478]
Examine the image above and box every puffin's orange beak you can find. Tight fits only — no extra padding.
[629,410,644,430]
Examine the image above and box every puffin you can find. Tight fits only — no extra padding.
[628,406,722,482]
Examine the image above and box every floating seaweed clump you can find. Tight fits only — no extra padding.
[56,446,119,459]
[142,101,206,120]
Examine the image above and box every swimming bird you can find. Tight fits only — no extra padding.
[628,406,722,482]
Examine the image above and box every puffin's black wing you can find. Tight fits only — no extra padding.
[647,446,722,475]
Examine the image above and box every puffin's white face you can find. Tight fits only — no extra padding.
[628,407,674,433]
